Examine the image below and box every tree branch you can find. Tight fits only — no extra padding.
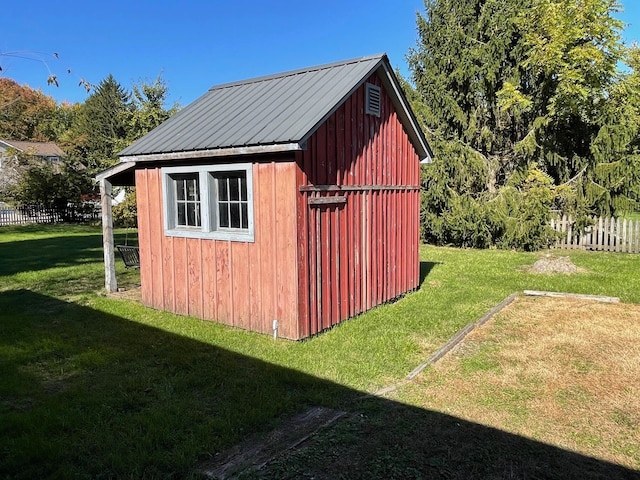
[560,165,588,186]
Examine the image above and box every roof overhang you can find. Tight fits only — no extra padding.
[119,142,303,163]
[377,61,433,163]
[95,161,137,186]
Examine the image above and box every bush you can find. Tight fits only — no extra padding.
[422,163,560,251]
[112,189,137,228]
[10,159,94,210]
[498,165,558,251]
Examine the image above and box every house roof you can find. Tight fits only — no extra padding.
[119,54,432,162]
[0,139,65,157]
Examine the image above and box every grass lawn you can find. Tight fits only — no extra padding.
[404,296,640,471]
[1,224,639,479]
[255,296,639,479]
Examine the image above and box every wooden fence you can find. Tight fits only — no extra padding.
[550,215,640,253]
[0,204,100,227]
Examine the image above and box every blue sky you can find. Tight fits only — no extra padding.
[1,0,639,107]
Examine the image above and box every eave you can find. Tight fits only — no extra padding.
[119,142,303,163]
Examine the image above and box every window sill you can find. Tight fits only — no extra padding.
[164,228,255,243]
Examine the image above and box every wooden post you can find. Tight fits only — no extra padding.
[619,217,623,252]
[101,178,117,292]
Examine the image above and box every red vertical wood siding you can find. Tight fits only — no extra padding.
[134,72,421,339]
[296,73,421,336]
[135,161,300,339]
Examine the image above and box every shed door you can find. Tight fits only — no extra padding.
[307,194,348,333]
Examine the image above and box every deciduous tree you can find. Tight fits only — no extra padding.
[0,78,57,141]
[127,75,179,142]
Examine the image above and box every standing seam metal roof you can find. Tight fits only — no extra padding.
[119,54,431,160]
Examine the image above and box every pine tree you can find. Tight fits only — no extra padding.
[70,74,131,172]
[587,45,640,214]
[409,0,639,249]
[409,0,533,193]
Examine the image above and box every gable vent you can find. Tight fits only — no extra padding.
[365,83,381,117]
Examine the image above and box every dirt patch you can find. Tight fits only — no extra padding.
[527,254,587,274]
[407,296,640,471]
[107,285,142,302]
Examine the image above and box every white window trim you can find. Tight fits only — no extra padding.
[162,163,254,242]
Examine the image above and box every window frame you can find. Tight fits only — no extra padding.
[162,163,254,242]
[171,172,202,229]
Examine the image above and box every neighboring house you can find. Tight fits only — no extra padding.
[0,139,66,196]
[0,139,65,168]
[98,54,432,340]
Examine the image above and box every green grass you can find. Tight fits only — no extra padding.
[622,211,640,221]
[1,224,640,478]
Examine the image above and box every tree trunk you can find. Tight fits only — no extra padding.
[486,157,499,194]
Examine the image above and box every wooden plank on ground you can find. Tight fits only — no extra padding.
[523,290,619,303]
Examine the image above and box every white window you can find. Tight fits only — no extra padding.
[162,163,254,242]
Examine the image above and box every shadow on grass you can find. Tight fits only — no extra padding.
[0,228,137,277]
[1,290,637,479]
[420,261,442,286]
[0,235,101,277]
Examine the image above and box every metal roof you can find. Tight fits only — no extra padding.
[119,54,431,161]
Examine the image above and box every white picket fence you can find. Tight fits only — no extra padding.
[550,215,640,253]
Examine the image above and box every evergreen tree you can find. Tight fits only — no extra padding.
[70,74,131,172]
[586,44,640,214]
[409,0,639,249]
[409,0,533,193]
[117,75,180,226]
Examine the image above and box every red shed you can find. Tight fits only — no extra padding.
[99,54,432,339]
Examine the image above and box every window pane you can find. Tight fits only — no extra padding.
[218,202,229,228]
[187,203,201,226]
[177,180,186,201]
[218,177,228,201]
[229,177,240,201]
[230,203,240,228]
[177,204,186,225]
[187,179,199,201]
[240,176,247,201]
[241,204,248,228]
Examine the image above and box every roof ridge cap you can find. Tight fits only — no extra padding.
[209,54,386,91]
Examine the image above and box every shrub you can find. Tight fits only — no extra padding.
[422,163,560,251]
[10,159,93,210]
[112,189,137,228]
